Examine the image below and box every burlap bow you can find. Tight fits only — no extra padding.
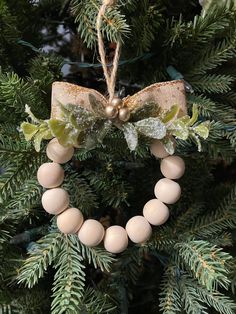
[51,80,187,119]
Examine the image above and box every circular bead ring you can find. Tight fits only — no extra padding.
[37,138,185,254]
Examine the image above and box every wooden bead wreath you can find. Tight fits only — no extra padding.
[37,137,185,254]
[20,1,208,255]
[20,0,210,255]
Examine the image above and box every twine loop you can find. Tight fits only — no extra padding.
[96,1,121,102]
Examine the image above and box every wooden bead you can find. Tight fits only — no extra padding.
[160,156,185,179]
[105,105,118,119]
[154,178,181,204]
[57,207,84,234]
[150,140,169,159]
[46,138,74,164]
[118,107,130,122]
[37,162,64,188]
[42,188,69,215]
[143,199,169,226]
[78,219,104,247]
[110,97,123,108]
[104,226,128,254]
[126,216,152,244]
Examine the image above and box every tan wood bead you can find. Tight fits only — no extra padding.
[150,140,169,159]
[154,178,181,204]
[143,199,169,226]
[104,226,128,254]
[126,216,152,244]
[160,156,185,179]
[42,188,69,215]
[78,219,105,247]
[37,162,64,188]
[57,208,84,234]
[46,138,74,164]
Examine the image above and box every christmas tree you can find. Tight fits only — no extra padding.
[0,0,236,313]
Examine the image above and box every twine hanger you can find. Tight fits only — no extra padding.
[96,0,121,102]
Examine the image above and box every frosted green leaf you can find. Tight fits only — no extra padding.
[96,120,112,143]
[34,128,52,152]
[25,105,43,124]
[69,113,79,129]
[193,122,210,139]
[49,119,67,138]
[187,104,199,126]
[61,103,96,129]
[169,120,189,140]
[178,116,191,124]
[131,101,160,121]
[134,118,166,139]
[191,133,202,152]
[163,138,175,155]
[80,120,112,150]
[21,122,38,141]
[89,94,106,118]
[122,123,138,151]
[162,105,180,123]
[48,119,79,147]
[57,127,79,147]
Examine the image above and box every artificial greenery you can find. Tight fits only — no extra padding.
[0,0,236,313]
[21,100,209,153]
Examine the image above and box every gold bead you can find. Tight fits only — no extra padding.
[105,105,118,119]
[118,107,130,122]
[110,97,123,109]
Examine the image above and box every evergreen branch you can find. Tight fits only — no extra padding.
[17,232,63,288]
[0,72,46,122]
[186,37,236,76]
[217,91,236,107]
[159,265,182,314]
[0,133,32,154]
[188,74,234,94]
[80,287,117,313]
[179,274,208,314]
[83,169,132,208]
[149,226,176,251]
[51,234,85,314]
[78,241,115,272]
[185,184,236,237]
[0,228,11,245]
[3,179,43,221]
[0,287,51,314]
[112,246,144,286]
[62,170,98,215]
[0,153,45,203]
[206,232,233,247]
[28,53,64,91]
[166,5,236,49]
[70,0,130,48]
[202,139,236,160]
[188,94,236,122]
[129,1,162,53]
[180,275,236,314]
[230,259,236,294]
[175,240,232,291]
[171,204,205,235]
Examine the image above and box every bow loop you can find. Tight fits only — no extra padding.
[51,80,187,119]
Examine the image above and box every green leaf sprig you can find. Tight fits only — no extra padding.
[21,105,53,152]
[168,104,210,151]
[21,97,210,155]
[21,99,112,152]
[122,104,210,152]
